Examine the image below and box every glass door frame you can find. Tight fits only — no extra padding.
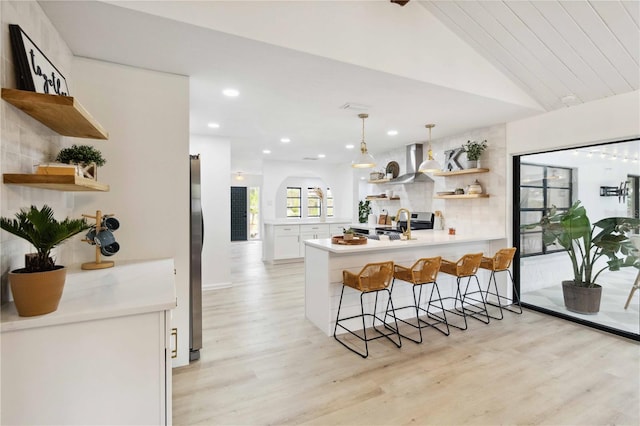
[512,138,640,342]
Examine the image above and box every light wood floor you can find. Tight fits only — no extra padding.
[173,241,640,425]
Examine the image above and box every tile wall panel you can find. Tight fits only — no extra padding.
[0,1,75,302]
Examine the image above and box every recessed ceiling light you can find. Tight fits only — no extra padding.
[223,88,239,97]
[207,122,220,129]
[387,130,398,136]
[280,138,291,143]
[318,154,326,158]
[345,144,355,149]
[262,149,271,154]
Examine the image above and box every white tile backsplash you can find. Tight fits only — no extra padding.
[360,124,507,238]
[0,1,75,302]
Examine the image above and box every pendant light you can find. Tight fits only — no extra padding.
[351,113,376,168]
[418,123,441,173]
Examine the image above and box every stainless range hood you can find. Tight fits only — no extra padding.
[389,144,433,183]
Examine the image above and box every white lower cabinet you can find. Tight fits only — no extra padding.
[264,222,349,262]
[299,224,331,256]
[0,259,176,426]
[273,225,301,259]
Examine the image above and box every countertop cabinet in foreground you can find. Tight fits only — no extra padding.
[0,259,176,425]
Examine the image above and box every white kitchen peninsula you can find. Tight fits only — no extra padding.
[304,230,508,336]
[1,258,176,426]
[263,218,351,263]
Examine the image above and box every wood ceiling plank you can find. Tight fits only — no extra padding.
[590,1,640,66]
[507,1,615,103]
[465,1,570,97]
[534,0,633,95]
[560,0,639,89]
[425,1,558,110]
[621,0,640,28]
[493,1,602,103]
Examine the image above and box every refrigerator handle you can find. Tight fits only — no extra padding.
[201,209,205,249]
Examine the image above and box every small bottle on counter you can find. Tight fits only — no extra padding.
[434,210,444,230]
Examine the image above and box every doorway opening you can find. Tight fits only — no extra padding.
[249,187,260,240]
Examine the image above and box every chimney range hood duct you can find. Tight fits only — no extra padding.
[389,144,433,184]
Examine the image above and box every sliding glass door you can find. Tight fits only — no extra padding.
[513,138,640,341]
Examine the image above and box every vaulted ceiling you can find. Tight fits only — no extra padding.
[422,0,639,111]
[39,1,639,174]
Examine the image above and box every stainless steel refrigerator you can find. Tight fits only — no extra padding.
[189,154,203,361]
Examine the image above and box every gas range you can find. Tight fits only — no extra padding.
[375,211,434,235]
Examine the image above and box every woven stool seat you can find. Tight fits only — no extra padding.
[385,257,449,343]
[334,261,401,358]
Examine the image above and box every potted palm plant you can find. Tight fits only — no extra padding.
[1,205,89,316]
[462,139,487,169]
[525,201,640,314]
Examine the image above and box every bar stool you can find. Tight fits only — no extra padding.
[384,257,449,343]
[438,252,488,330]
[478,247,521,319]
[334,261,401,358]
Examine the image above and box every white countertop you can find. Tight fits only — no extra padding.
[1,258,177,332]
[264,218,351,225]
[305,229,506,254]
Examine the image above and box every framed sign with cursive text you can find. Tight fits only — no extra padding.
[9,24,69,96]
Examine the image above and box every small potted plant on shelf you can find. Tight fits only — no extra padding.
[462,139,487,169]
[522,200,639,314]
[54,144,106,180]
[0,205,90,316]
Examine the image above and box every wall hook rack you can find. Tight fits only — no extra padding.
[599,181,629,203]
[81,210,119,270]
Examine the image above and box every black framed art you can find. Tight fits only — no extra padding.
[9,24,69,96]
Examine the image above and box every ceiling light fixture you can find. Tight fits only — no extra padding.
[207,122,220,129]
[318,154,326,158]
[223,88,239,97]
[235,172,245,181]
[387,130,398,136]
[351,113,376,168]
[280,138,290,143]
[345,144,354,149]
[418,124,441,173]
[263,149,271,154]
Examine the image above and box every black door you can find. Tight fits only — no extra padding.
[230,186,248,241]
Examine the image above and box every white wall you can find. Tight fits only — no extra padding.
[70,58,191,367]
[191,135,231,290]
[507,91,640,155]
[262,159,355,222]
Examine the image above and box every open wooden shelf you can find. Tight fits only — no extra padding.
[1,88,108,140]
[368,178,391,184]
[434,194,489,199]
[3,174,110,192]
[365,196,400,201]
[433,168,489,176]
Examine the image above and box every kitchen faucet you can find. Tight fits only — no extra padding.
[395,208,411,240]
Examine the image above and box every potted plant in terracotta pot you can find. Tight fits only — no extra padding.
[461,139,487,169]
[55,144,106,180]
[524,201,639,314]
[343,227,356,241]
[0,205,89,316]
